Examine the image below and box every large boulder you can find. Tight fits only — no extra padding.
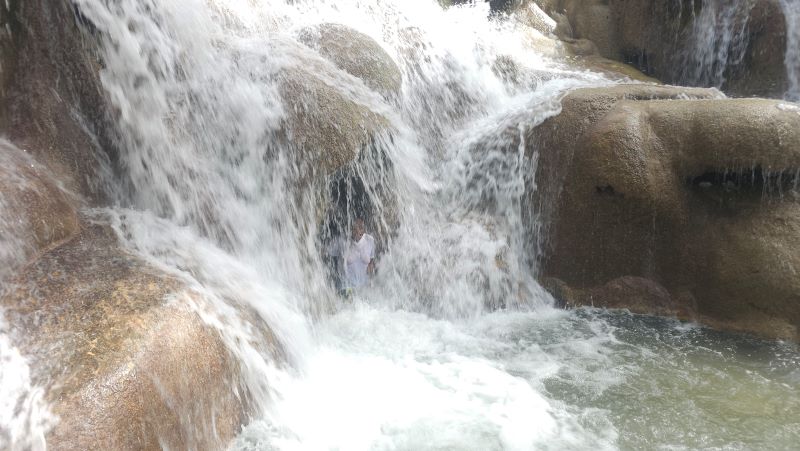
[1,221,270,450]
[277,66,389,178]
[528,84,800,340]
[269,38,397,238]
[562,0,617,58]
[297,23,402,100]
[268,36,391,180]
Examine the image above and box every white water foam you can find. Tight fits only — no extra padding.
[0,313,56,451]
[233,304,619,451]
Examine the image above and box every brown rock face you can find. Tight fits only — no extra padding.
[297,23,403,100]
[563,0,616,58]
[529,84,800,341]
[555,0,789,97]
[1,222,256,450]
[276,66,389,179]
[0,140,79,280]
[544,276,694,318]
[0,0,114,200]
[525,0,788,98]
[722,0,790,97]
[457,0,789,96]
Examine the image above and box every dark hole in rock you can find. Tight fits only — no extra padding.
[688,166,800,196]
[622,49,654,77]
[317,166,375,293]
[316,139,397,292]
[327,169,374,232]
[595,185,622,197]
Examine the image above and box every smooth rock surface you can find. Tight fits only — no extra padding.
[298,23,402,100]
[276,65,390,179]
[1,222,260,450]
[0,0,114,200]
[0,140,79,280]
[528,84,800,341]
[544,276,695,318]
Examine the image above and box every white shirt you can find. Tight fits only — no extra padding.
[343,233,376,289]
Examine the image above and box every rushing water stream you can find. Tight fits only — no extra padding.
[676,0,800,100]
[783,0,800,100]
[1,0,799,449]
[676,0,754,89]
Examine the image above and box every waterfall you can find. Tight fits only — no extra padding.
[675,0,800,99]
[676,0,755,89]
[69,0,604,342]
[782,0,800,100]
[66,0,612,447]
[4,1,799,449]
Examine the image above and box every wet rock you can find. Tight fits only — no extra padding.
[528,84,800,341]
[552,0,789,97]
[722,0,790,97]
[612,0,789,97]
[275,66,390,178]
[540,277,574,309]
[273,53,398,249]
[490,55,556,89]
[298,23,402,100]
[560,37,598,56]
[0,0,114,200]
[511,2,557,35]
[0,222,267,450]
[501,2,655,83]
[438,0,459,8]
[545,276,694,318]
[563,0,617,59]
[445,0,789,97]
[518,1,573,38]
[568,54,660,83]
[0,140,79,280]
[489,0,523,12]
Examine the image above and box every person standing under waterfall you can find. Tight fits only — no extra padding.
[330,218,376,298]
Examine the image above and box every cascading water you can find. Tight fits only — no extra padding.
[3,0,799,449]
[675,0,755,89]
[676,0,800,100]
[782,0,800,100]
